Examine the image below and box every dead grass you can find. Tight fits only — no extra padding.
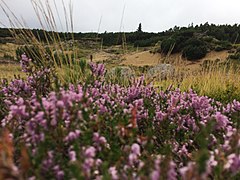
[152,62,240,102]
[0,43,18,58]
[0,63,25,80]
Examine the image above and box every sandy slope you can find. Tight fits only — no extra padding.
[121,50,229,66]
[120,51,162,66]
[89,49,229,72]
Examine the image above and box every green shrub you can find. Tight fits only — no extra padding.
[202,36,214,43]
[160,32,203,55]
[134,37,161,47]
[215,45,225,52]
[215,41,232,51]
[183,45,208,60]
[228,53,240,60]
[161,37,176,54]
[228,47,240,60]
[185,38,206,47]
[181,38,208,60]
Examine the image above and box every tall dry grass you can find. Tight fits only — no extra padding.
[1,0,240,102]
[0,0,87,84]
[153,59,240,102]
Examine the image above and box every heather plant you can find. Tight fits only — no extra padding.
[1,1,240,179]
[1,57,240,179]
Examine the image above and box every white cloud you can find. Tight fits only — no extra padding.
[0,0,239,32]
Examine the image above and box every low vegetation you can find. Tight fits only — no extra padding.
[0,1,240,179]
[1,58,240,179]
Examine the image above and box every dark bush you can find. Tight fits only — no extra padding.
[183,45,208,60]
[227,47,240,60]
[161,37,176,54]
[160,31,195,54]
[236,47,240,53]
[134,37,160,47]
[203,36,214,43]
[228,53,240,60]
[181,38,208,60]
[184,38,206,47]
[215,41,232,51]
[215,45,225,52]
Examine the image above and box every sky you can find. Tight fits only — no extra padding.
[0,0,240,33]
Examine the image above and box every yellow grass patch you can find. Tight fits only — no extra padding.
[0,63,25,80]
[0,43,18,58]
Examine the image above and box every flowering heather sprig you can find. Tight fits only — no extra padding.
[89,62,105,76]
[108,166,119,180]
[128,143,141,166]
[82,146,103,178]
[64,130,81,143]
[20,54,32,73]
[1,54,53,105]
[167,161,177,180]
[68,149,77,162]
[224,153,240,173]
[93,132,108,150]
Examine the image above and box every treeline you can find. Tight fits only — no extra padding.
[0,23,240,45]
[1,23,240,60]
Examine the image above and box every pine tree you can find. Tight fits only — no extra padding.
[137,23,142,32]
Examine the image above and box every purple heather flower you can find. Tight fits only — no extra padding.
[89,62,105,76]
[41,151,54,172]
[232,100,240,111]
[64,130,81,143]
[224,154,240,173]
[167,161,177,180]
[178,145,189,157]
[131,143,141,155]
[82,158,94,176]
[128,143,142,167]
[53,165,64,180]
[95,159,102,167]
[215,112,229,129]
[84,146,96,158]
[69,150,77,162]
[56,100,65,108]
[155,111,166,121]
[93,132,107,148]
[28,176,36,180]
[56,171,64,180]
[151,170,160,180]
[20,54,31,72]
[108,166,119,180]
[179,162,195,179]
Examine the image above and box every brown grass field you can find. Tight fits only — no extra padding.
[0,42,239,102]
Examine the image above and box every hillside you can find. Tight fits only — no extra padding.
[90,49,229,72]
[0,23,240,63]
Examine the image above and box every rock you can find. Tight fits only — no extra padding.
[146,64,174,80]
[107,66,135,79]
